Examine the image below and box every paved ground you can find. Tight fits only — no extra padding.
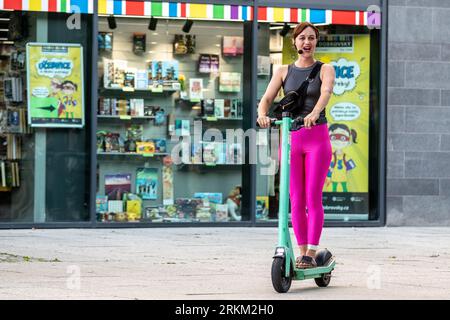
[0,227,449,300]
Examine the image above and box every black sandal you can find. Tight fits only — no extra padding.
[297,255,317,269]
[295,255,304,269]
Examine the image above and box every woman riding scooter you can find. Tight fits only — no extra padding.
[257,22,335,269]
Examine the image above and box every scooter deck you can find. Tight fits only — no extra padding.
[293,258,336,281]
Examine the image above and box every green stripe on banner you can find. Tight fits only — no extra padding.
[301,8,307,22]
[61,0,68,12]
[213,4,224,19]
[151,2,162,16]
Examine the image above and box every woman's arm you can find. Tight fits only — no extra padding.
[257,66,287,128]
[303,64,335,128]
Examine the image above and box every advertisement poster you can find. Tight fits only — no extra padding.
[189,78,203,101]
[104,173,131,201]
[283,35,370,220]
[27,43,84,128]
[136,168,158,200]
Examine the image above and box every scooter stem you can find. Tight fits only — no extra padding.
[278,116,292,249]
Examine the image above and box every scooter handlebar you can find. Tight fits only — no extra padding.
[256,116,305,128]
[256,117,278,128]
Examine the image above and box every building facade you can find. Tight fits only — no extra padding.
[387,0,450,226]
[0,0,391,228]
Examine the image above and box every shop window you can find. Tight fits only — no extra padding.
[96,16,246,223]
[256,14,381,223]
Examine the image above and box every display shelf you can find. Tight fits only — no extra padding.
[99,87,179,95]
[97,152,169,157]
[197,116,243,121]
[97,115,156,120]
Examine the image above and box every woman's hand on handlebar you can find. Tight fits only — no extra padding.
[303,110,320,129]
[257,115,271,128]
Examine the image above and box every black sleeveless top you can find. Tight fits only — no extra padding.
[282,61,326,120]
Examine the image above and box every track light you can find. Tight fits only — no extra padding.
[182,19,193,33]
[148,16,157,31]
[279,23,290,37]
[107,15,117,29]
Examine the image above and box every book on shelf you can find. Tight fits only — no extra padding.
[0,160,18,188]
[105,174,131,201]
[191,143,202,164]
[96,195,108,213]
[124,68,136,89]
[136,141,156,154]
[99,98,145,117]
[135,70,148,90]
[202,99,215,117]
[202,142,225,165]
[214,99,224,118]
[1,161,5,187]
[215,203,229,222]
[136,168,158,200]
[5,134,21,160]
[108,200,124,213]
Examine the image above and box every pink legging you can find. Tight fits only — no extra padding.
[284,124,332,248]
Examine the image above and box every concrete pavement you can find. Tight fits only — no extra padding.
[0,227,449,300]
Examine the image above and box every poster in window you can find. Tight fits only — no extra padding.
[136,168,158,200]
[26,43,85,128]
[189,78,203,101]
[223,36,243,56]
[283,34,371,220]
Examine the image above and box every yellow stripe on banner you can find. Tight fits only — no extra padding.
[273,7,284,22]
[29,0,42,11]
[189,4,207,18]
[99,0,107,14]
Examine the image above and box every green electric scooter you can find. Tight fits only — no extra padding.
[259,112,336,293]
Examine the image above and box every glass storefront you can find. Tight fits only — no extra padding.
[0,1,385,227]
[256,13,382,223]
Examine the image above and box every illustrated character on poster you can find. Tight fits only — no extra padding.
[326,123,357,192]
[57,80,78,118]
[50,78,62,97]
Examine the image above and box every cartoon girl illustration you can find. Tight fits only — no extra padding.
[57,80,78,119]
[326,123,357,192]
[50,78,62,97]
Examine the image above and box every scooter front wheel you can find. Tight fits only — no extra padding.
[271,257,292,293]
[314,272,332,287]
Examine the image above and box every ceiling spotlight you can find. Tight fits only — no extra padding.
[182,19,193,33]
[107,15,117,29]
[279,23,290,37]
[148,16,157,31]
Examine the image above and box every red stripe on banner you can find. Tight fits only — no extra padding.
[332,10,356,25]
[290,8,298,23]
[258,6,267,21]
[48,0,58,12]
[249,6,253,20]
[126,1,145,16]
[180,3,186,17]
[359,11,365,25]
[4,0,22,10]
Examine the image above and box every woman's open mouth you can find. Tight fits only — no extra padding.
[302,47,312,53]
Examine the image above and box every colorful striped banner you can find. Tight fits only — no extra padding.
[0,0,93,13]
[98,1,254,21]
[0,1,376,25]
[257,6,371,26]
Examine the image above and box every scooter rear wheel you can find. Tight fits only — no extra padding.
[271,257,292,293]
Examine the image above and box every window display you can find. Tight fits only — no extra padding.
[256,22,380,223]
[97,17,245,223]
